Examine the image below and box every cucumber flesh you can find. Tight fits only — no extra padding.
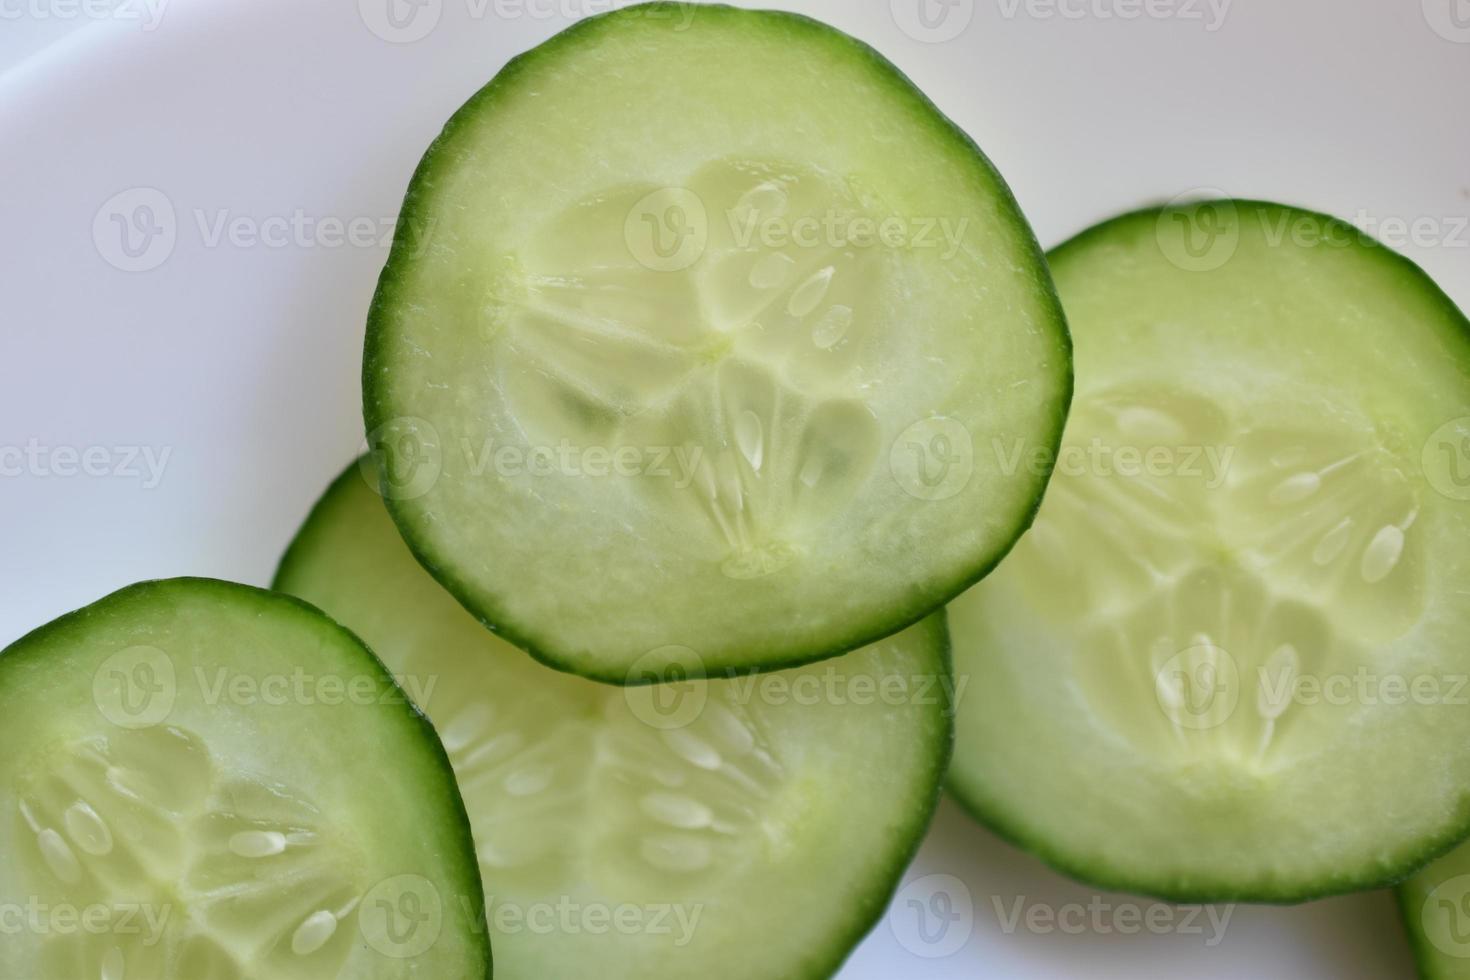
[276,461,953,979]
[363,2,1069,679]
[0,579,490,979]
[947,201,1470,902]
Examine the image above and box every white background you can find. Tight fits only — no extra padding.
[2,0,1467,976]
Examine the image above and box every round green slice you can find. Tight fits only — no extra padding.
[948,200,1470,902]
[0,578,490,979]
[363,2,1069,680]
[275,461,953,979]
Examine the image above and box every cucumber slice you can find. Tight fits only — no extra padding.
[0,579,490,979]
[363,3,1070,680]
[1401,841,1470,979]
[947,201,1470,902]
[276,461,953,979]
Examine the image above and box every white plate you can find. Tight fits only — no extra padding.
[2,0,1466,975]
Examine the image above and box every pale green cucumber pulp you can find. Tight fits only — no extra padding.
[0,579,490,979]
[275,461,953,979]
[947,201,1470,902]
[363,2,1070,680]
